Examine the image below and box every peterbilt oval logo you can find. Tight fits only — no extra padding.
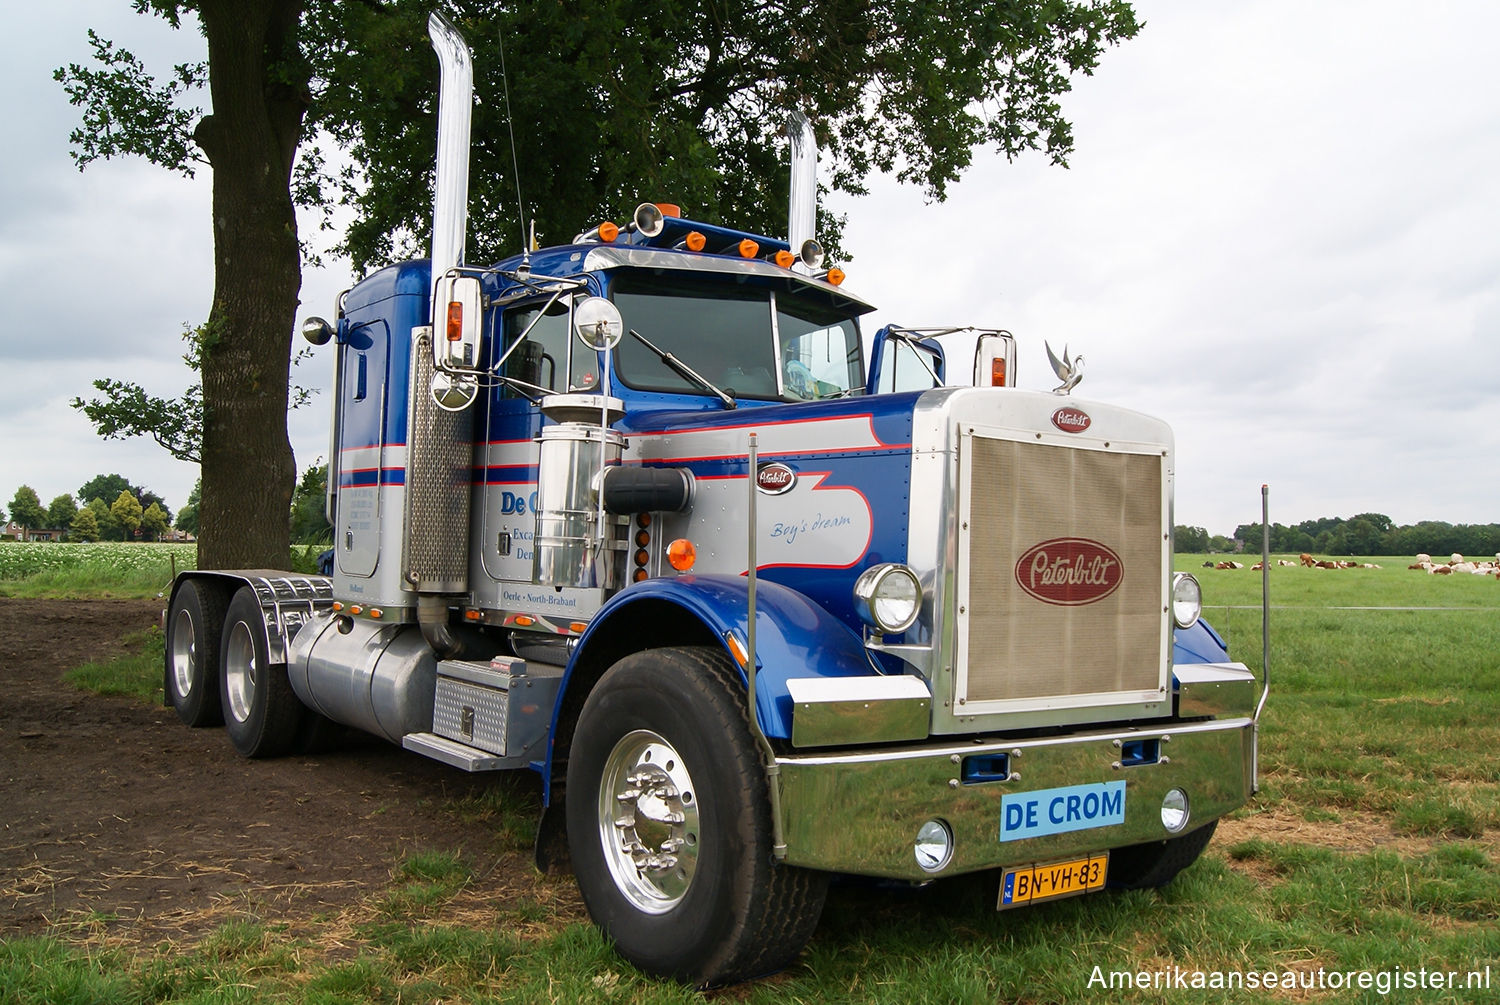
[1051,407,1091,433]
[1015,538,1122,606]
[755,462,797,495]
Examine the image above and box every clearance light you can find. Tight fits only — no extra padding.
[633,568,649,583]
[635,529,650,548]
[826,267,846,286]
[737,239,759,259]
[598,221,620,243]
[774,249,795,268]
[515,615,535,627]
[635,548,650,567]
[991,357,1007,387]
[332,602,344,612]
[681,231,706,252]
[725,632,749,668]
[349,605,363,615]
[637,513,652,528]
[569,621,588,634]
[464,609,482,621]
[446,301,463,341]
[667,538,697,571]
[656,203,682,218]
[369,608,383,619]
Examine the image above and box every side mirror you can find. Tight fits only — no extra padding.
[973,331,1017,387]
[302,317,334,346]
[432,273,484,369]
[574,296,624,351]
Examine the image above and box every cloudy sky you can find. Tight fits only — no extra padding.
[2,1,1496,537]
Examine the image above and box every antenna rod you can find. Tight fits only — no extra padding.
[497,27,528,260]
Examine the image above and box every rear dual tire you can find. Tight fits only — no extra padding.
[219,587,304,759]
[165,580,226,727]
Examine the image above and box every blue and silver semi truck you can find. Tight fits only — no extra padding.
[163,13,1263,987]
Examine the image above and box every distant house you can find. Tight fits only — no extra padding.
[0,522,63,542]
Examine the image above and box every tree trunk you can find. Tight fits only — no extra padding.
[193,0,308,570]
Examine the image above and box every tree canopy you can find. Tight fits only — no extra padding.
[59,0,1141,565]
[7,487,47,533]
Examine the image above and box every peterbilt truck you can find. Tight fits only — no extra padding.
[162,13,1264,987]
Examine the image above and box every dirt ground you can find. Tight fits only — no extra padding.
[0,597,579,947]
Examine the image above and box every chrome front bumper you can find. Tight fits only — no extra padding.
[776,716,1255,880]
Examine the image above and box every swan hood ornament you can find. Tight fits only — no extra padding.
[1045,341,1084,395]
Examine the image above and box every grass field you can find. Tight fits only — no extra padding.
[3,557,1498,1002]
[0,542,326,598]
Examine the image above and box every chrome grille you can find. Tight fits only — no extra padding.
[959,434,1164,708]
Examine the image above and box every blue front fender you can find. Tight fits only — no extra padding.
[556,574,873,745]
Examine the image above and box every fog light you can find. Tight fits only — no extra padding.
[1161,788,1190,833]
[914,819,953,873]
[1171,573,1202,629]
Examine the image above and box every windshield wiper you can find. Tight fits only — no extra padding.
[629,329,737,410]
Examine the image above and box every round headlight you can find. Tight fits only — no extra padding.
[1171,573,1202,629]
[914,818,954,873]
[853,563,922,634]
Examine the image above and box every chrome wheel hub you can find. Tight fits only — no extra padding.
[223,621,257,723]
[171,608,196,697]
[597,729,700,913]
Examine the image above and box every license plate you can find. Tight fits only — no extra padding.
[998,853,1108,909]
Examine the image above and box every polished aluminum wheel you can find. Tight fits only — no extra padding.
[596,728,701,914]
[222,620,258,724]
[170,608,197,699]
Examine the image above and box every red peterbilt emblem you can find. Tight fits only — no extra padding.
[1051,407,1091,433]
[1015,538,1123,606]
[755,462,797,495]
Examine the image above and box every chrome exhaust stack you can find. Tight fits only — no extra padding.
[428,11,472,283]
[788,111,817,273]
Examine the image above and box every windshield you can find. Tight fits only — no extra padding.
[612,275,862,401]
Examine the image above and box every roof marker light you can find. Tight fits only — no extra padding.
[598,221,620,243]
[683,231,706,252]
[826,267,846,286]
[773,249,795,269]
[737,239,759,259]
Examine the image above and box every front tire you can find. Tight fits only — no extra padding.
[220,587,304,758]
[165,580,226,726]
[565,647,827,987]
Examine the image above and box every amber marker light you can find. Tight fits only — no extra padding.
[332,602,344,612]
[827,267,846,286]
[446,301,463,341]
[667,538,697,571]
[599,221,620,243]
[515,615,536,627]
[570,621,588,633]
[635,548,650,567]
[992,358,1007,387]
[369,608,383,619]
[633,568,649,583]
[656,203,682,217]
[464,609,482,621]
[685,231,706,252]
[738,239,759,258]
[349,605,363,615]
[725,632,749,668]
[774,249,795,268]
